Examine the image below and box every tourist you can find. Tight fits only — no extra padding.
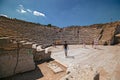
[63,41,68,57]
[82,40,86,48]
[94,38,98,49]
[52,42,56,48]
[92,40,94,48]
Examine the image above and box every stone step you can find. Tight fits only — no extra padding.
[47,62,63,73]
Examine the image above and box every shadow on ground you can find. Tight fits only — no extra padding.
[1,59,54,80]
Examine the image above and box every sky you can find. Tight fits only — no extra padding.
[0,0,120,27]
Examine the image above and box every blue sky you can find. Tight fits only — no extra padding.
[0,0,120,27]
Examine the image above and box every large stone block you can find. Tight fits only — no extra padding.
[33,50,45,61]
[0,48,35,78]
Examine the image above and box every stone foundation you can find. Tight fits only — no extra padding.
[0,48,35,78]
[33,49,51,61]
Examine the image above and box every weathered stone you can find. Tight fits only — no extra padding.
[60,65,97,80]
[0,41,35,78]
[33,50,45,61]
[47,63,63,73]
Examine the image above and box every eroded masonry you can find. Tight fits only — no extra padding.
[0,37,51,78]
[0,16,120,80]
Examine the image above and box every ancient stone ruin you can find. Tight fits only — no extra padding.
[0,16,120,46]
[0,37,52,78]
[0,16,120,80]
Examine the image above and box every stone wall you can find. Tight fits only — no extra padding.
[33,50,45,61]
[0,36,53,78]
[32,44,51,61]
[115,34,120,44]
[59,27,102,44]
[0,48,35,78]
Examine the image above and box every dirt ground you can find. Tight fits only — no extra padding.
[1,45,120,80]
[37,60,66,80]
[1,60,67,80]
[50,45,120,80]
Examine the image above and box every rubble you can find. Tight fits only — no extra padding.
[60,65,97,80]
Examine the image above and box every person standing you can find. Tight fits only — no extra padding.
[94,38,98,49]
[82,40,86,48]
[92,40,94,48]
[64,41,68,57]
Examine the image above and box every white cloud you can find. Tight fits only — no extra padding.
[0,14,8,17]
[27,9,32,13]
[17,9,27,13]
[17,4,46,17]
[17,4,27,13]
[19,5,24,9]
[33,11,45,17]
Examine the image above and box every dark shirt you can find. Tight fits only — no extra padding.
[64,43,68,49]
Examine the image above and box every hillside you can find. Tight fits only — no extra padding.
[0,16,120,45]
